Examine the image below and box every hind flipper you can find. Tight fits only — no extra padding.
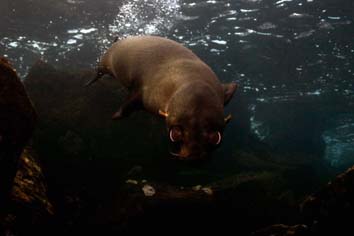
[112,92,142,120]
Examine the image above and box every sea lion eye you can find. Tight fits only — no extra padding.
[209,131,222,145]
[169,126,183,142]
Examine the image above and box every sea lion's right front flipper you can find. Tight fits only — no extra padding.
[112,92,142,120]
[84,66,107,87]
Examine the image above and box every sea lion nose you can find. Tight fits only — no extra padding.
[179,146,191,159]
[177,144,208,160]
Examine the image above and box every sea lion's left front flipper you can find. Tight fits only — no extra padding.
[112,92,142,120]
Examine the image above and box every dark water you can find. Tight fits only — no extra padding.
[1,0,354,171]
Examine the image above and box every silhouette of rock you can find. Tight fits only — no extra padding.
[253,224,309,236]
[301,165,354,235]
[0,57,37,205]
[0,57,52,235]
[254,164,354,235]
[1,149,54,234]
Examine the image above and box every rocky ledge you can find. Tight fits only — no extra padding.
[254,165,354,235]
[0,58,52,234]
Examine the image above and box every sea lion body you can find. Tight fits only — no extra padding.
[92,36,237,160]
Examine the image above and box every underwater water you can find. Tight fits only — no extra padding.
[1,0,354,179]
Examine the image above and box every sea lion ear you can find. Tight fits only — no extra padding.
[158,110,168,118]
[223,82,237,105]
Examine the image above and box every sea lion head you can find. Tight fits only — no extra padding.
[159,82,237,161]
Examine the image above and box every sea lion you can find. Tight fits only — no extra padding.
[87,35,237,160]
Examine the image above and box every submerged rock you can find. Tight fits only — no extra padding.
[254,164,354,235]
[11,148,53,215]
[1,149,53,233]
[0,57,52,234]
[253,224,309,236]
[107,180,215,233]
[301,165,354,234]
[126,179,139,185]
[93,174,299,234]
[23,59,159,162]
[0,57,37,205]
[141,184,156,197]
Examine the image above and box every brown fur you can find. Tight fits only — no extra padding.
[91,36,237,160]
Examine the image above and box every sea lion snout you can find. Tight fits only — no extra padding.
[167,120,224,161]
[163,83,233,161]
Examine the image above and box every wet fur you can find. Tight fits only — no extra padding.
[87,35,237,159]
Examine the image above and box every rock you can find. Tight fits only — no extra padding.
[94,180,216,233]
[191,185,213,195]
[0,57,37,205]
[0,58,52,234]
[301,165,354,234]
[125,181,214,203]
[253,224,309,236]
[126,179,139,185]
[201,187,213,195]
[141,184,156,197]
[23,60,149,162]
[58,130,84,156]
[94,174,300,234]
[254,164,354,235]
[127,165,143,178]
[11,148,53,215]
[1,149,53,233]
[192,185,202,191]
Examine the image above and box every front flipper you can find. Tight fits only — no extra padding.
[84,66,106,87]
[222,82,238,105]
[112,92,142,120]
